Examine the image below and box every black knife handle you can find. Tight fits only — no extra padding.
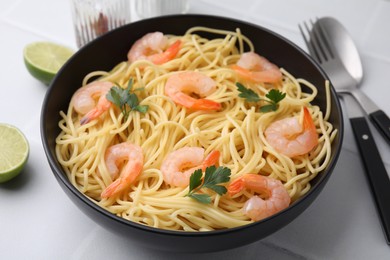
[350,116,390,244]
[369,110,390,145]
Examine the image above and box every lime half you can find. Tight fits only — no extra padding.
[23,41,74,85]
[0,123,29,183]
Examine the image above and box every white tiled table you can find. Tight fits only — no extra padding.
[1,0,390,259]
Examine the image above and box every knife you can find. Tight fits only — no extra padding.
[354,90,390,145]
[342,93,390,244]
[369,109,390,146]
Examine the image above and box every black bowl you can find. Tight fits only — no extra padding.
[41,14,343,253]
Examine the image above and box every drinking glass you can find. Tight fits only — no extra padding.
[70,0,131,48]
[135,0,189,19]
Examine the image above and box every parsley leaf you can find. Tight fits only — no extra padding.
[202,166,230,195]
[186,166,231,204]
[106,87,122,108]
[236,82,260,102]
[236,82,286,112]
[106,79,149,120]
[188,193,212,204]
[189,169,203,192]
[134,105,149,113]
[127,92,139,109]
[259,104,277,113]
[266,89,286,104]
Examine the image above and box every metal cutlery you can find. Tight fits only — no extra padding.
[300,17,390,145]
[299,17,390,244]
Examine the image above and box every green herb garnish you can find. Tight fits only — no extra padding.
[106,79,149,120]
[236,82,261,102]
[186,166,231,204]
[236,82,286,112]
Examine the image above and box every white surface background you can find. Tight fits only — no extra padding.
[1,0,390,259]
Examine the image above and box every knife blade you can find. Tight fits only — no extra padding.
[342,93,390,244]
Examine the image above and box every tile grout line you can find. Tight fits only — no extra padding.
[259,240,309,260]
[0,17,60,43]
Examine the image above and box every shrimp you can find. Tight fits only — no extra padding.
[265,107,318,158]
[164,71,222,111]
[228,174,290,221]
[71,81,113,125]
[231,52,282,83]
[127,31,181,65]
[101,142,144,199]
[160,147,220,187]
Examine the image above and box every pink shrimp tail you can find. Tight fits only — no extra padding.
[80,108,101,125]
[231,64,247,75]
[192,99,222,111]
[303,107,317,134]
[174,92,221,111]
[151,40,181,65]
[101,160,143,199]
[231,64,282,83]
[302,107,319,148]
[201,150,220,170]
[228,177,245,196]
[101,178,124,199]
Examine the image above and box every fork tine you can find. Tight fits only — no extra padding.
[307,19,327,63]
[298,21,318,60]
[311,19,335,61]
[299,18,336,64]
[299,19,323,63]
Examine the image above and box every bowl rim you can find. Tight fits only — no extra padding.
[41,13,344,237]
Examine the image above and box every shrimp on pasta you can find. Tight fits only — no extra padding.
[165,71,222,111]
[231,52,282,83]
[101,142,144,199]
[160,147,220,187]
[127,32,181,65]
[265,107,318,157]
[228,174,290,221]
[71,81,113,125]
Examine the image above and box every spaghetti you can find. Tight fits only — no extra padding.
[55,27,337,231]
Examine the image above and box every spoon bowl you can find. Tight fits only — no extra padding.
[316,17,390,144]
[319,18,363,85]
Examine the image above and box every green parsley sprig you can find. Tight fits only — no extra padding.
[236,82,286,112]
[106,79,149,120]
[186,166,231,204]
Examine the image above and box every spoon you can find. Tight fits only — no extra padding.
[310,17,390,244]
[318,17,390,145]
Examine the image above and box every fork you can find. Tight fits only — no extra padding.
[300,18,390,144]
[299,18,390,244]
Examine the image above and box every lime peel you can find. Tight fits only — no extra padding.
[23,41,74,85]
[0,123,29,183]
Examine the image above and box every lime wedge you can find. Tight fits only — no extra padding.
[23,41,74,85]
[0,123,29,183]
